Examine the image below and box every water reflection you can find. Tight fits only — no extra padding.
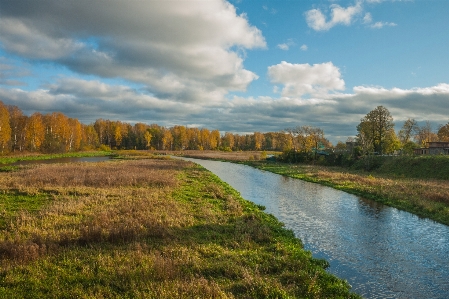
[182,158,449,299]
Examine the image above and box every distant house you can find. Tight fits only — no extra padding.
[414,142,449,155]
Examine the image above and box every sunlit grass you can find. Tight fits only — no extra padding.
[0,154,359,298]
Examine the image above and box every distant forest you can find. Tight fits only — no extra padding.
[0,100,332,154]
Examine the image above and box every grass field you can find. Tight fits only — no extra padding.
[0,152,359,298]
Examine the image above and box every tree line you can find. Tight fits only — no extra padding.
[1,100,448,156]
[0,100,330,155]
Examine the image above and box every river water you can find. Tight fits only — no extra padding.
[181,158,449,299]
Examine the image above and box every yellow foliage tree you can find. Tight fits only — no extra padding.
[25,113,45,152]
[0,101,11,154]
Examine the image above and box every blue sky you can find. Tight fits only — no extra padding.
[1,0,448,143]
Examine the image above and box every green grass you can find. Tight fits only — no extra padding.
[372,155,449,180]
[0,151,111,165]
[0,157,360,298]
[0,193,50,229]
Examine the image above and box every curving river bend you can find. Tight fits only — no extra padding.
[182,158,449,299]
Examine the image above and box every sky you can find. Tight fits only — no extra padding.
[0,0,448,144]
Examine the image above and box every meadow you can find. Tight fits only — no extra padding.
[0,152,358,298]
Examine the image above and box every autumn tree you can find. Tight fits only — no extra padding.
[68,118,82,151]
[7,105,27,152]
[199,128,210,150]
[357,106,394,155]
[415,121,438,146]
[25,113,45,152]
[437,123,449,142]
[144,131,152,149]
[171,126,188,150]
[113,121,123,148]
[210,130,220,150]
[398,118,418,144]
[82,124,99,150]
[252,132,264,151]
[161,129,173,150]
[42,112,70,152]
[397,118,418,154]
[222,132,235,150]
[132,123,149,149]
[0,101,11,154]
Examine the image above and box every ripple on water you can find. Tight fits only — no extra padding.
[181,158,449,299]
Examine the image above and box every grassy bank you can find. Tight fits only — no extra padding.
[0,153,359,298]
[245,161,449,226]
[172,151,449,226]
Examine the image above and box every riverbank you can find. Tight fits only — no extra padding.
[168,150,449,226]
[0,153,359,298]
[245,161,449,226]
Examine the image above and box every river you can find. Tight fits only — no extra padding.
[181,157,449,299]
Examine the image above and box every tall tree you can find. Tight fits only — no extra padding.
[357,106,394,155]
[82,124,99,150]
[161,129,173,150]
[0,101,11,154]
[68,118,82,151]
[25,113,45,152]
[210,130,220,150]
[253,132,264,151]
[144,131,152,149]
[437,123,449,142]
[415,121,438,146]
[7,105,26,152]
[222,132,235,150]
[398,118,418,144]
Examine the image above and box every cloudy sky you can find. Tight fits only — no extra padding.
[1,0,448,143]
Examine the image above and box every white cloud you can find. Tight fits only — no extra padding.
[1,78,449,143]
[300,44,308,51]
[363,13,373,24]
[370,21,397,28]
[0,0,266,103]
[277,39,295,51]
[277,43,289,50]
[267,61,345,97]
[305,2,363,31]
[306,2,399,31]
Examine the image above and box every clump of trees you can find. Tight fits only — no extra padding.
[355,105,448,156]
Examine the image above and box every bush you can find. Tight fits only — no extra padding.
[98,144,111,151]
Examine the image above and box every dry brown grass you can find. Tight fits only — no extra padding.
[156,150,268,161]
[281,164,449,222]
[0,159,193,266]
[3,159,181,190]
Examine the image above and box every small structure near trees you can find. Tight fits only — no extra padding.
[414,142,449,155]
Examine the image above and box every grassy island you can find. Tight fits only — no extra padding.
[0,152,359,298]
